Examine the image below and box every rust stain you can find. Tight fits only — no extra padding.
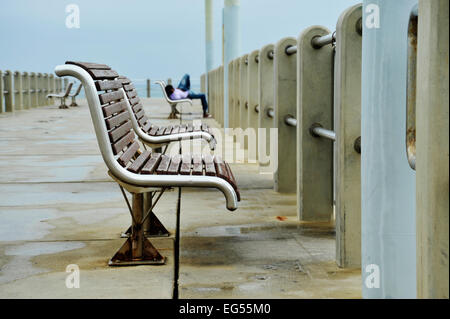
[276,216,287,221]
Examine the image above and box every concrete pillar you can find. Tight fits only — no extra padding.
[30,73,38,107]
[227,61,234,128]
[0,71,4,113]
[334,4,363,268]
[297,27,334,220]
[37,73,43,106]
[63,78,68,92]
[274,37,297,193]
[233,58,241,129]
[239,54,248,131]
[258,44,275,172]
[43,74,50,105]
[361,0,417,299]
[219,66,224,126]
[200,74,206,94]
[14,71,23,111]
[4,70,13,112]
[416,0,449,299]
[248,50,259,162]
[47,74,55,106]
[146,79,151,98]
[205,0,214,98]
[22,72,31,109]
[223,0,240,128]
[56,78,61,93]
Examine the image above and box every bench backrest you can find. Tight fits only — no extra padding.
[73,83,83,96]
[118,76,153,132]
[65,61,141,169]
[64,82,74,96]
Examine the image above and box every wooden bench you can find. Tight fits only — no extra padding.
[155,80,195,119]
[117,76,216,150]
[69,83,83,106]
[55,61,240,266]
[46,82,73,109]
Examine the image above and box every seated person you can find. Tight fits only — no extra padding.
[165,74,211,118]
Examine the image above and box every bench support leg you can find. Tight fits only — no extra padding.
[70,96,78,107]
[109,193,165,266]
[121,191,170,238]
[59,97,69,109]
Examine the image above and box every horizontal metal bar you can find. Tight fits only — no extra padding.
[267,107,274,118]
[310,123,335,141]
[284,115,297,127]
[255,105,260,113]
[311,32,336,49]
[285,45,297,55]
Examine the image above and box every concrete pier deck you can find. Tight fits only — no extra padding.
[0,98,361,298]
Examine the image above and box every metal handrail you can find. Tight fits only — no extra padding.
[284,115,297,127]
[309,123,336,141]
[267,107,274,118]
[311,32,336,49]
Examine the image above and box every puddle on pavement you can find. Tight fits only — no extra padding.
[0,209,57,241]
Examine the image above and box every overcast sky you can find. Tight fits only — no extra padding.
[0,0,359,82]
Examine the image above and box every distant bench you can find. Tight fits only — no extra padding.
[55,61,240,266]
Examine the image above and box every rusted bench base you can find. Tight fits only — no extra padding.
[109,237,165,266]
[70,97,78,107]
[109,192,166,266]
[58,98,69,109]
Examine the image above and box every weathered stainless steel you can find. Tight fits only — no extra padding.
[284,115,297,127]
[311,32,336,48]
[55,64,238,211]
[285,45,297,55]
[310,123,336,141]
[266,107,274,118]
[267,50,274,59]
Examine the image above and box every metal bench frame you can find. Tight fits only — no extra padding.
[46,82,73,109]
[69,83,83,106]
[155,80,196,119]
[55,62,239,267]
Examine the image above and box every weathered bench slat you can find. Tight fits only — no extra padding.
[128,150,152,173]
[179,124,187,133]
[192,154,203,175]
[117,77,131,85]
[132,103,143,113]
[118,141,140,166]
[112,131,135,155]
[96,80,122,91]
[128,97,139,106]
[156,127,166,136]
[135,109,145,120]
[179,154,192,175]
[204,154,216,176]
[90,69,119,80]
[123,83,135,91]
[99,90,123,105]
[149,126,159,136]
[214,155,228,180]
[109,120,132,143]
[103,100,127,117]
[105,110,130,129]
[156,155,171,174]
[141,153,162,175]
[194,122,202,132]
[167,154,181,175]
[142,122,152,133]
[164,125,173,135]
[67,61,111,70]
[138,116,148,127]
[126,90,137,99]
